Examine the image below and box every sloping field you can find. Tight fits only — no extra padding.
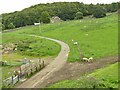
[12,13,118,62]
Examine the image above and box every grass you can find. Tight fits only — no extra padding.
[89,62,118,88]
[2,33,60,79]
[2,13,118,87]
[2,33,60,58]
[11,13,118,62]
[49,62,119,88]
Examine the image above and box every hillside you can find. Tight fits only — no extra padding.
[11,13,118,62]
[2,12,118,88]
[2,2,118,30]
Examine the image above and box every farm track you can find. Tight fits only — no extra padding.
[16,35,70,88]
[42,55,118,88]
[16,35,118,88]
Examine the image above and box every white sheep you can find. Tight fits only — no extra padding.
[74,42,78,45]
[82,57,93,62]
[15,48,17,51]
[89,57,93,60]
[4,60,7,63]
[82,57,89,62]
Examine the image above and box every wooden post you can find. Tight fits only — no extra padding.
[12,76,14,84]
[30,68,32,75]
[39,64,41,70]
[18,75,19,81]
[20,67,22,73]
[42,60,44,68]
[39,59,41,63]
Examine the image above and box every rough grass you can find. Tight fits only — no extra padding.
[49,62,119,88]
[2,33,60,79]
[2,33,60,58]
[89,62,118,88]
[13,13,118,62]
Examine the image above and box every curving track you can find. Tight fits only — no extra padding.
[16,35,70,88]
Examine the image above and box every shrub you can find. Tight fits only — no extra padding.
[74,12,83,19]
[93,6,107,18]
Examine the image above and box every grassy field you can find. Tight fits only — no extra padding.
[3,33,60,57]
[49,62,119,88]
[2,33,60,79]
[2,13,118,85]
[12,13,118,62]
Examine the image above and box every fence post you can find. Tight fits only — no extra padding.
[42,60,44,68]
[12,76,14,84]
[39,58,41,63]
[35,65,37,72]
[30,68,32,75]
[18,74,20,81]
[39,64,41,70]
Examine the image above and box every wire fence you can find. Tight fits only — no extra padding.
[2,59,45,87]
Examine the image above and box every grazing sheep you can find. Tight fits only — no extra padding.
[82,57,93,62]
[82,57,89,62]
[72,40,74,42]
[89,57,93,60]
[74,42,78,45]
[14,48,17,51]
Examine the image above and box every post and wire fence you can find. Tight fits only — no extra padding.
[2,59,45,87]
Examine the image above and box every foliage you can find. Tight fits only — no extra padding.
[2,2,118,30]
[74,12,83,19]
[41,11,50,23]
[7,23,15,29]
[2,24,5,30]
[93,6,107,18]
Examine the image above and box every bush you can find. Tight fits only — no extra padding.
[8,23,15,29]
[93,6,107,18]
[41,11,50,23]
[74,12,83,19]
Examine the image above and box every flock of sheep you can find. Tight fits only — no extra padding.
[72,39,93,62]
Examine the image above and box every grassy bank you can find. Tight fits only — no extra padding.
[49,62,118,88]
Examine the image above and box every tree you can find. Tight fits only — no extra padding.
[93,6,107,18]
[74,12,83,19]
[81,9,89,16]
[8,23,15,29]
[41,11,50,23]
[2,24,5,30]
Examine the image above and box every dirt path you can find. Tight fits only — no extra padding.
[16,35,70,88]
[39,55,118,88]
[16,35,118,88]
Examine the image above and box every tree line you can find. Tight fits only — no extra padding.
[2,2,118,30]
